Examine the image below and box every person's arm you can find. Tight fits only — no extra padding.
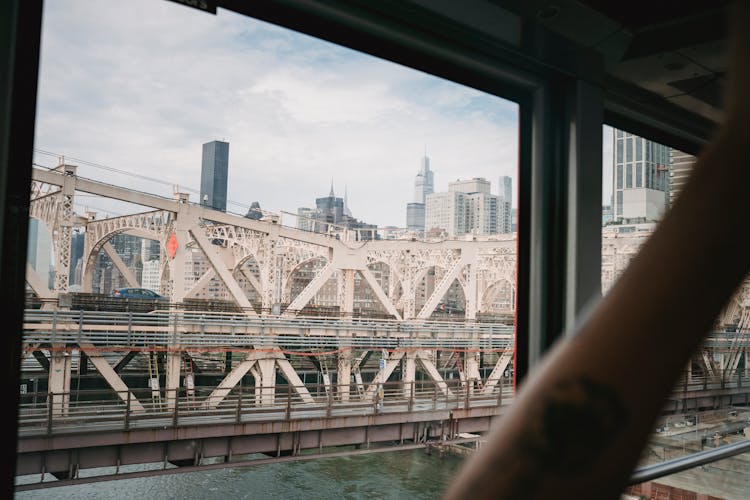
[443,4,750,499]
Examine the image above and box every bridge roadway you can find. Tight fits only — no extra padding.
[16,309,514,487]
[22,309,515,349]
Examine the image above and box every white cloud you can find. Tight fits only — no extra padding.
[35,0,519,228]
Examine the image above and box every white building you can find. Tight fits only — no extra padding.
[184,248,228,300]
[296,207,318,232]
[466,192,499,235]
[426,177,507,237]
[449,177,491,195]
[142,259,161,292]
[425,191,466,237]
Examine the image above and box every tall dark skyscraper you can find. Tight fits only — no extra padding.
[200,140,229,211]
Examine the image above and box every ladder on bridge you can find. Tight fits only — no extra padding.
[146,351,162,406]
[352,351,368,398]
[442,350,467,387]
[456,357,466,388]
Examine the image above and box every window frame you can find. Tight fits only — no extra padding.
[1,1,720,495]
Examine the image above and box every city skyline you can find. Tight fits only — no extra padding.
[32,0,518,229]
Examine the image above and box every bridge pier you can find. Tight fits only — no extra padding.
[256,358,276,406]
[403,352,416,399]
[465,352,481,396]
[165,350,181,410]
[48,345,71,417]
[337,348,352,402]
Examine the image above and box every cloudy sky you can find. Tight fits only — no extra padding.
[34,0,614,227]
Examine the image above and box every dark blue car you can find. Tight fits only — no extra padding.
[112,287,166,300]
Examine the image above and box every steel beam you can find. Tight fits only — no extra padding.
[275,356,315,404]
[417,256,466,319]
[79,344,144,413]
[25,263,54,301]
[204,353,260,409]
[285,261,335,313]
[360,267,401,320]
[103,242,139,288]
[481,350,513,395]
[416,350,452,396]
[190,227,256,314]
[364,350,405,400]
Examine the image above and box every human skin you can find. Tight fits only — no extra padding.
[443,3,750,499]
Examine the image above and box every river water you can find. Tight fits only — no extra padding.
[15,449,465,500]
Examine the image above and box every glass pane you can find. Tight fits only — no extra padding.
[603,127,750,499]
[20,0,521,491]
[627,444,750,499]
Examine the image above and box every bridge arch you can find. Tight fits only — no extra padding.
[82,227,161,293]
[286,256,330,307]
[480,278,516,315]
[232,254,264,308]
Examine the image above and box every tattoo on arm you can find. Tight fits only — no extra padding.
[460,377,626,498]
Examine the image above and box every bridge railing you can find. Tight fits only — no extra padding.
[22,309,515,352]
[17,379,512,437]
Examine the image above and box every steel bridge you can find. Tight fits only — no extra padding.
[19,163,750,487]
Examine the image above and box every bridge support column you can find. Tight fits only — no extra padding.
[337,348,352,402]
[48,346,71,417]
[165,351,182,410]
[169,226,192,303]
[464,352,481,396]
[401,280,416,320]
[256,358,276,406]
[403,352,416,399]
[53,164,76,293]
[338,269,355,318]
[465,251,478,321]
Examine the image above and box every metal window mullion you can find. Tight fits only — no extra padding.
[564,79,604,336]
[0,1,44,497]
[522,83,568,373]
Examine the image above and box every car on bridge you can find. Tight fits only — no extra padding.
[112,287,166,300]
[111,287,169,316]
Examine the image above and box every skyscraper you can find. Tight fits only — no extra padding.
[406,202,425,231]
[405,155,434,234]
[315,182,345,226]
[612,130,670,222]
[413,155,434,204]
[200,140,229,212]
[498,175,512,207]
[498,176,512,233]
[27,218,52,288]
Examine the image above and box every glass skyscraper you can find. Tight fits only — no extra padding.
[200,140,229,212]
[612,130,670,222]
